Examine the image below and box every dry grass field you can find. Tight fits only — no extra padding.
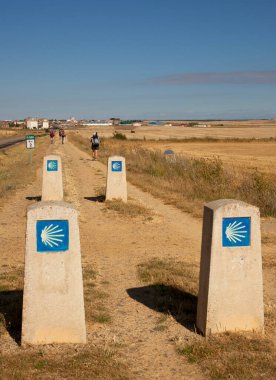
[0,122,275,379]
[0,137,49,204]
[145,140,276,173]
[77,120,276,173]
[0,130,18,137]
[78,118,276,140]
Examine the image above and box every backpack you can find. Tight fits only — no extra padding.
[92,137,99,146]
[50,131,55,137]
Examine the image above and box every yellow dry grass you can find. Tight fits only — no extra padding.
[105,199,154,220]
[137,258,276,380]
[70,118,276,141]
[144,140,276,174]
[0,346,129,380]
[0,137,48,206]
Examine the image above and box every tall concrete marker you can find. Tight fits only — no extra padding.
[42,155,63,201]
[197,199,264,336]
[106,156,127,202]
[22,201,86,344]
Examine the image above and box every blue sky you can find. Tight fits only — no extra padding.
[0,0,275,120]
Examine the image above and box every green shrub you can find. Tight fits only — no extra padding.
[113,132,127,140]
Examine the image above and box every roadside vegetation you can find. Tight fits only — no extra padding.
[147,136,276,143]
[137,258,276,380]
[0,256,128,380]
[92,184,154,220]
[137,258,198,296]
[105,199,154,221]
[70,134,276,217]
[0,136,48,206]
[0,346,129,380]
[82,263,112,325]
[179,333,275,380]
[113,131,127,140]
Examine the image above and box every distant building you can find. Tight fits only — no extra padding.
[26,117,38,129]
[25,117,51,129]
[81,120,113,126]
[111,118,121,125]
[0,120,10,128]
[196,124,210,128]
[67,116,78,123]
[42,119,49,129]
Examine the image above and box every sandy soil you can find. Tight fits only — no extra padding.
[0,135,275,378]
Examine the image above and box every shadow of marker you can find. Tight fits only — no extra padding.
[0,290,23,345]
[26,196,41,201]
[127,285,198,332]
[84,195,105,203]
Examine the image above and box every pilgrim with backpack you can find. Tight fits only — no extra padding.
[91,132,100,160]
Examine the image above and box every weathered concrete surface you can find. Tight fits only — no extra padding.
[197,199,264,335]
[41,155,63,201]
[22,201,86,345]
[105,156,127,202]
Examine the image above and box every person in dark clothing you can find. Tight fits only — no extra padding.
[60,129,66,144]
[90,132,100,160]
[50,129,55,144]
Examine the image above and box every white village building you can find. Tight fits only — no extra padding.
[81,120,113,126]
[42,119,49,129]
[26,117,49,129]
[26,118,38,129]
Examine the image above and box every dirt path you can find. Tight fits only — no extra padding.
[54,140,204,379]
[1,137,275,378]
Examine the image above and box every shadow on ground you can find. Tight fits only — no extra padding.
[127,285,197,331]
[0,290,23,344]
[26,196,41,201]
[84,195,105,203]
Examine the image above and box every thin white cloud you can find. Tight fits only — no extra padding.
[148,71,276,85]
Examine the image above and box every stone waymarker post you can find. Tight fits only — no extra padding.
[197,199,264,336]
[22,202,86,345]
[42,155,63,201]
[105,156,127,202]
